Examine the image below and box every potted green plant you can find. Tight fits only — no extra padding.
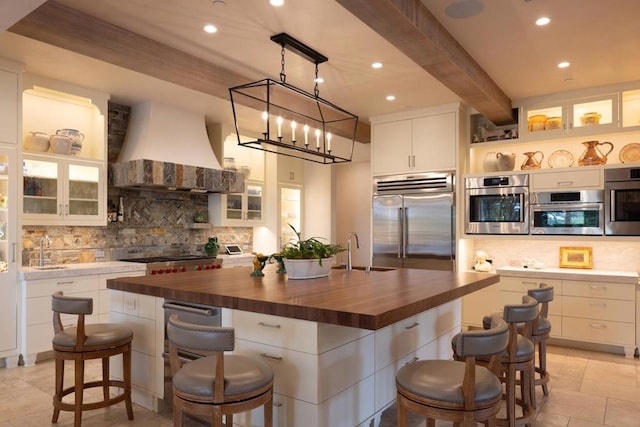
[204,236,220,257]
[277,224,344,279]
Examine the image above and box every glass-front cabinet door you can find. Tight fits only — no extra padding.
[279,184,302,248]
[622,89,640,129]
[0,145,17,355]
[223,181,263,224]
[568,94,617,135]
[22,154,104,225]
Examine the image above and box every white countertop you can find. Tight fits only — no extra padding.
[19,261,147,280]
[496,266,639,284]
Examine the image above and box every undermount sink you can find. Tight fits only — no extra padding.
[32,265,68,270]
[332,264,396,272]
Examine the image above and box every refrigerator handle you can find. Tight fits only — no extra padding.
[397,207,403,259]
[403,207,408,259]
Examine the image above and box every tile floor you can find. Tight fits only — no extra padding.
[1,344,639,426]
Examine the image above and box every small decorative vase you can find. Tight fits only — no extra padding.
[204,237,219,257]
[251,254,268,277]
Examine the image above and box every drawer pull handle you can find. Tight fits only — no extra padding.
[56,281,75,285]
[258,322,281,329]
[261,353,283,361]
[404,322,419,330]
[589,302,607,307]
[557,181,573,187]
[273,402,283,408]
[590,323,607,328]
[404,357,419,365]
[589,285,608,290]
[522,281,538,286]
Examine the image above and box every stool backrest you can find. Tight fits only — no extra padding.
[501,295,538,364]
[528,285,554,326]
[51,291,93,350]
[166,314,235,403]
[455,315,508,358]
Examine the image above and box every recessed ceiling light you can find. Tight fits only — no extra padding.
[558,61,570,69]
[445,0,484,19]
[371,62,383,69]
[270,0,284,6]
[203,24,217,34]
[386,95,396,101]
[536,17,550,26]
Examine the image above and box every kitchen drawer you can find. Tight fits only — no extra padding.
[235,333,373,404]
[563,296,635,323]
[110,312,157,356]
[499,276,561,294]
[25,275,99,298]
[562,280,635,301]
[531,168,602,190]
[549,314,561,337]
[562,317,634,346]
[26,315,100,355]
[234,311,367,354]
[375,350,419,412]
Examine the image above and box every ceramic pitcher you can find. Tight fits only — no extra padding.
[578,140,614,166]
[521,151,544,170]
[496,152,516,171]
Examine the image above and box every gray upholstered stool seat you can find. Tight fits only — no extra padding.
[51,291,134,427]
[395,315,509,427]
[167,315,274,426]
[173,354,273,399]
[396,359,502,404]
[53,324,133,349]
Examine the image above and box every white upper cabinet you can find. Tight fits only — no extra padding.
[372,104,459,176]
[0,64,19,145]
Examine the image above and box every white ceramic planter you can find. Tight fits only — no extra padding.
[283,257,334,279]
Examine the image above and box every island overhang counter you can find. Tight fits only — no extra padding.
[106,265,498,426]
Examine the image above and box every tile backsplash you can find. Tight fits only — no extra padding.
[22,188,253,266]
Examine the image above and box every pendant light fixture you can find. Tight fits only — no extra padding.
[229,33,358,164]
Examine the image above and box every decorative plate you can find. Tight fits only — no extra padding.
[619,143,640,163]
[548,150,574,168]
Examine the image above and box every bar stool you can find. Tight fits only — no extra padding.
[453,295,539,427]
[395,315,509,427]
[51,291,134,427]
[166,314,274,427]
[525,286,554,401]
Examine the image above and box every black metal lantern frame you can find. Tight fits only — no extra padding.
[229,33,358,164]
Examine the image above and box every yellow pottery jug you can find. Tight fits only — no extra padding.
[578,140,614,166]
[521,151,544,170]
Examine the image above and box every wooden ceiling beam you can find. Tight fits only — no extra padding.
[8,1,371,143]
[336,0,515,125]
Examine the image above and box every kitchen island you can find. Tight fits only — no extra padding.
[107,264,498,426]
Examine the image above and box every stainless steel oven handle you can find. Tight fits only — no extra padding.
[162,302,215,317]
[609,189,616,222]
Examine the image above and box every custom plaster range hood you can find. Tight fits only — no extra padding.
[111,101,244,193]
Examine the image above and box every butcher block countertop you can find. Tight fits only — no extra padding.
[107,264,499,330]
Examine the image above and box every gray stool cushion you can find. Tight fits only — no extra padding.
[173,354,274,398]
[396,360,502,404]
[53,323,133,349]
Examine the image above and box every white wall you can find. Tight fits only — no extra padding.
[303,162,332,242]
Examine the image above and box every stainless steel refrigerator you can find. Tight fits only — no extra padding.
[372,172,455,271]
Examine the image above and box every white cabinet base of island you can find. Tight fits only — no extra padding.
[108,290,462,427]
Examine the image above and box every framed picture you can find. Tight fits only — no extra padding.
[559,247,593,269]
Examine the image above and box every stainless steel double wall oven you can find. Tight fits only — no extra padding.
[605,166,640,235]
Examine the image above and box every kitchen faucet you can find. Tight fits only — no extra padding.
[39,235,50,267]
[346,232,359,271]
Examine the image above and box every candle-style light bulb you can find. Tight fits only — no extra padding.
[262,111,268,121]
[327,132,332,152]
[277,116,283,138]
[303,124,309,146]
[291,121,297,142]
[315,128,321,149]
[261,111,268,138]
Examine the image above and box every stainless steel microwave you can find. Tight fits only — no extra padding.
[465,174,529,234]
[605,167,640,235]
[530,190,604,235]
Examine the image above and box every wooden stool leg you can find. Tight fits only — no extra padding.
[173,396,183,427]
[123,347,134,420]
[506,364,516,427]
[52,358,64,423]
[74,357,85,427]
[102,356,110,400]
[397,393,407,427]
[264,392,273,427]
[539,340,549,396]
